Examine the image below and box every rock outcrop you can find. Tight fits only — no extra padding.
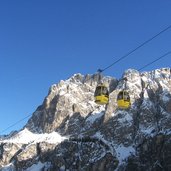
[0,68,171,171]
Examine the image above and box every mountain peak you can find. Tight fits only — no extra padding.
[1,68,171,170]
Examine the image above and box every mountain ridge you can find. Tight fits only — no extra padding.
[0,68,171,171]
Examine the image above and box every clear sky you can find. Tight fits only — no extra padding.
[0,0,171,135]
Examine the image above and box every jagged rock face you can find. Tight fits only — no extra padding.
[47,139,118,171]
[0,68,171,171]
[0,143,21,166]
[25,73,117,134]
[121,134,171,171]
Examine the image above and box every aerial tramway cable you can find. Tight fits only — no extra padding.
[1,25,171,134]
[0,114,32,135]
[94,25,171,105]
[100,25,171,73]
[138,51,171,71]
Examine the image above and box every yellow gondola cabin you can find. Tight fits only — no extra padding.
[94,84,109,105]
[117,90,131,109]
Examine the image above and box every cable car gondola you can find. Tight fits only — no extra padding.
[117,90,131,109]
[94,84,109,105]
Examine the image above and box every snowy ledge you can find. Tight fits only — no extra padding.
[0,128,67,144]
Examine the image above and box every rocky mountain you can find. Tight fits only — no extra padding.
[0,68,171,171]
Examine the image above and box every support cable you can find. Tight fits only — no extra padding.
[138,51,171,71]
[100,25,171,73]
[1,25,171,135]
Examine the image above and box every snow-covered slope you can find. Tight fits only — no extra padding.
[0,128,67,144]
[0,68,171,171]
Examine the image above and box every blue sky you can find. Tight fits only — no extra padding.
[0,0,171,135]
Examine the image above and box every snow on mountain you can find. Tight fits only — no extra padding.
[85,105,105,124]
[0,163,15,171]
[25,161,51,171]
[0,128,67,144]
[115,144,135,163]
[0,68,171,171]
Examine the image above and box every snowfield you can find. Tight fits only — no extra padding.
[0,128,67,144]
